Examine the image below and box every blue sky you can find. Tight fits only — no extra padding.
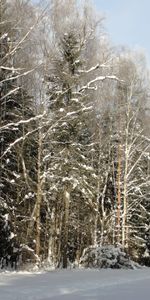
[93,0,150,63]
[32,0,150,63]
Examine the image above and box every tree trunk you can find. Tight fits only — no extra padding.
[122,151,128,248]
[35,128,42,257]
[117,143,121,245]
[62,187,70,268]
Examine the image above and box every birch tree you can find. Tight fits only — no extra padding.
[0,0,39,262]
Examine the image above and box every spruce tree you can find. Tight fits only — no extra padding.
[44,31,97,267]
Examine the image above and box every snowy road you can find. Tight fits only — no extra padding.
[0,268,150,300]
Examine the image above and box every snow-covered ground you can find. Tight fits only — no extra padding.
[0,268,150,300]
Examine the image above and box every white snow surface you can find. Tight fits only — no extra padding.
[0,268,150,300]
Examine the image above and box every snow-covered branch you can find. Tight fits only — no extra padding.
[78,59,113,74]
[0,112,46,131]
[0,87,20,101]
[0,65,43,84]
[79,75,124,92]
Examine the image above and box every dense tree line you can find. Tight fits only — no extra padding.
[0,0,150,269]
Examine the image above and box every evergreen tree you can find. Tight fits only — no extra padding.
[44,31,97,267]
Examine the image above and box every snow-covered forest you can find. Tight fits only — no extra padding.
[0,0,150,270]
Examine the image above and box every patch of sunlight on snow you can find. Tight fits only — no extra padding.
[59,288,79,295]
